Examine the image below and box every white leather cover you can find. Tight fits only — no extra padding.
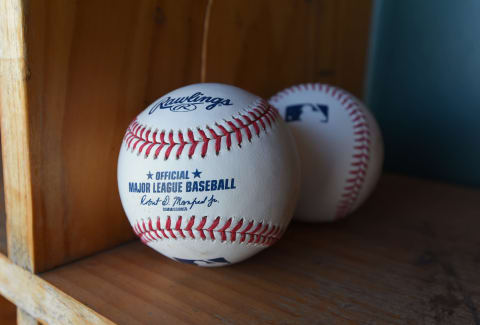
[269,83,383,222]
[118,83,300,266]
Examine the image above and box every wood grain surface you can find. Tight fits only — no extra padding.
[19,0,209,272]
[0,173,16,325]
[144,0,208,103]
[16,309,37,325]
[204,0,372,99]
[0,0,35,271]
[0,2,38,322]
[41,175,480,325]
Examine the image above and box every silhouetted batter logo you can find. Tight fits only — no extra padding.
[173,257,231,266]
[285,103,329,123]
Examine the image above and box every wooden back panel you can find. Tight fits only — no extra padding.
[22,0,208,271]
[205,0,372,98]
[2,0,371,272]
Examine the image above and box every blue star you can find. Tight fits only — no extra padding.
[192,169,202,178]
[146,171,153,180]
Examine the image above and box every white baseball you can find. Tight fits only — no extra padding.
[118,83,300,266]
[269,83,383,222]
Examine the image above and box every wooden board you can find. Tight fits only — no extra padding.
[0,0,35,272]
[20,0,207,272]
[0,2,38,322]
[41,175,480,324]
[204,0,372,99]
[0,139,15,323]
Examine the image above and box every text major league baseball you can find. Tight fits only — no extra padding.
[127,169,236,212]
[128,169,236,194]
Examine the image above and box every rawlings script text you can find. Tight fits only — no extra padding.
[148,92,233,113]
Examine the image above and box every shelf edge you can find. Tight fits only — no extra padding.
[0,253,114,325]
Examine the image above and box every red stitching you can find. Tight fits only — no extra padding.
[226,121,242,147]
[133,216,284,247]
[207,127,221,155]
[269,83,372,219]
[165,216,176,239]
[123,99,278,160]
[197,129,209,158]
[185,216,195,239]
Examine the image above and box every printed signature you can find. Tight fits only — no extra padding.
[140,194,219,210]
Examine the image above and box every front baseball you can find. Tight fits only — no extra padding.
[269,83,383,222]
[118,83,300,266]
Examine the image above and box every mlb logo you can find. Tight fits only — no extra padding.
[285,103,329,123]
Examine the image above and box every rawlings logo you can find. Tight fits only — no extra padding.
[148,92,233,113]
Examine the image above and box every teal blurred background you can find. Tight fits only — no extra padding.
[366,0,480,187]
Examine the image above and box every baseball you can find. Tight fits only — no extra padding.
[118,83,300,266]
[269,83,383,222]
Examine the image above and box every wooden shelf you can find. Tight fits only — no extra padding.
[39,175,480,324]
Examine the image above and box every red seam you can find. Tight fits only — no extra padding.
[234,117,252,142]
[218,218,232,242]
[135,217,282,247]
[230,218,243,242]
[208,127,222,155]
[207,217,220,240]
[164,132,175,159]
[124,99,276,160]
[240,220,254,243]
[175,216,185,239]
[198,129,209,158]
[185,216,195,239]
[165,216,177,239]
[176,132,186,159]
[216,124,231,150]
[157,217,168,239]
[187,130,198,158]
[226,121,242,147]
[248,222,263,244]
[196,216,207,240]
[243,114,260,136]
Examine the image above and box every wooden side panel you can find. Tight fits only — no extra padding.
[204,0,372,99]
[24,0,206,272]
[0,0,35,270]
[1,1,40,322]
